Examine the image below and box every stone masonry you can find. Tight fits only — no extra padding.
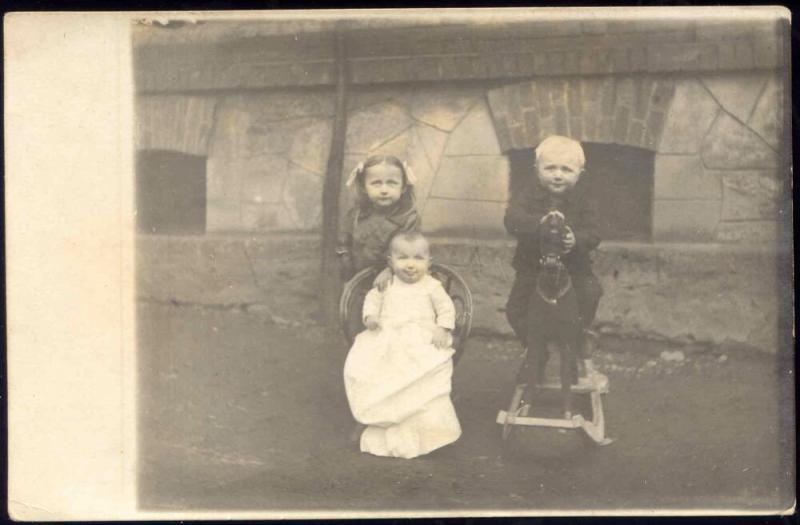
[486,72,786,242]
[135,17,784,92]
[134,16,788,242]
[136,234,788,354]
[133,16,790,355]
[136,70,786,242]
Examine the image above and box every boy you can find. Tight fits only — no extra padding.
[504,135,603,375]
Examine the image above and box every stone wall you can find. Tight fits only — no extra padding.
[340,87,508,237]
[134,17,784,92]
[204,91,333,231]
[136,70,787,242]
[136,86,513,236]
[132,16,790,359]
[136,234,789,354]
[486,71,787,242]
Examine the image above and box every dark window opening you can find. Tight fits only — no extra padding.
[507,143,654,241]
[136,150,207,234]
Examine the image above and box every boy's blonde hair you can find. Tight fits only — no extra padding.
[535,135,586,170]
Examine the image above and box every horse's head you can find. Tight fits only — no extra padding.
[537,209,571,304]
[540,210,567,263]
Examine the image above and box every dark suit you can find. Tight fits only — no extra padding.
[504,179,603,347]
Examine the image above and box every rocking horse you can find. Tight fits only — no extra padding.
[497,209,612,446]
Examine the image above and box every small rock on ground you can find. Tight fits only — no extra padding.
[660,350,685,363]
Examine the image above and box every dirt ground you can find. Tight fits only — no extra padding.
[137,301,793,514]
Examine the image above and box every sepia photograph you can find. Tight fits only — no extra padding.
[5,7,794,519]
[131,9,794,515]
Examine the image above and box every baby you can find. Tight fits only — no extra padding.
[343,232,461,459]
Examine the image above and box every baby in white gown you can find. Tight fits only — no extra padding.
[343,232,462,458]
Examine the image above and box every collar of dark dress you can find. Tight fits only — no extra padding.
[357,195,416,226]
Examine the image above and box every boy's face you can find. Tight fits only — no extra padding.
[536,151,583,195]
[364,164,404,209]
[389,237,431,284]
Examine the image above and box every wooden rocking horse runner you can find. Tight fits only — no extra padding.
[498,204,612,446]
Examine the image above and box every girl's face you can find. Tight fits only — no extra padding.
[536,151,583,195]
[363,164,405,209]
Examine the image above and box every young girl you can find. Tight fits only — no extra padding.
[343,232,462,459]
[336,155,421,284]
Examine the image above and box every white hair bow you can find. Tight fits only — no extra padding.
[345,162,364,187]
[344,160,418,187]
[402,161,418,186]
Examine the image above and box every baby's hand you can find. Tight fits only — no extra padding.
[432,326,451,349]
[364,316,380,331]
[373,267,393,292]
[562,226,576,254]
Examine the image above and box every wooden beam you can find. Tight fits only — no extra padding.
[320,30,349,329]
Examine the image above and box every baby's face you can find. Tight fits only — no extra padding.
[389,237,431,284]
[363,164,404,209]
[536,151,583,195]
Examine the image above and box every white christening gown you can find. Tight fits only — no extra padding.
[343,274,462,458]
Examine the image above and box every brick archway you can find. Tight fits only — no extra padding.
[487,76,676,151]
[486,73,784,242]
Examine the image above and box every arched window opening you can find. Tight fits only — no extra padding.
[136,150,207,234]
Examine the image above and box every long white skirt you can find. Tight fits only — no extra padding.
[343,323,461,459]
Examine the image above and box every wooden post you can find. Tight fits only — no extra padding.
[320,30,349,329]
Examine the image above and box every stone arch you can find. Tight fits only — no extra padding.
[487,73,783,242]
[136,95,218,155]
[486,76,676,151]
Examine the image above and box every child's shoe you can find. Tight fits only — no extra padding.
[578,328,598,358]
[577,358,595,384]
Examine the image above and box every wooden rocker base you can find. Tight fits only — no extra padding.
[496,411,613,446]
[498,371,613,446]
[538,374,609,395]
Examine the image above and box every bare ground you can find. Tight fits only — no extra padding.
[137,301,793,514]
